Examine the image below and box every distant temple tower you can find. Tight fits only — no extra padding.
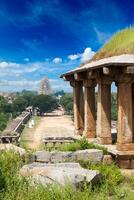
[39,77,52,95]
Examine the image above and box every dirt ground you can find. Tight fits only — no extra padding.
[21,113,75,150]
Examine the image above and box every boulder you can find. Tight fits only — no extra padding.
[20,162,101,187]
[0,144,26,156]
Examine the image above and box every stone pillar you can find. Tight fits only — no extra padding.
[97,78,112,144]
[83,80,96,138]
[70,81,84,135]
[117,81,133,151]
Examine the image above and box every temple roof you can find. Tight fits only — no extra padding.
[60,54,134,77]
[91,28,134,62]
[60,28,134,78]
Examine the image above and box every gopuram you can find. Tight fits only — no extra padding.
[60,29,134,168]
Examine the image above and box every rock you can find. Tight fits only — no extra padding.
[20,162,81,176]
[51,151,75,163]
[35,151,51,163]
[20,162,101,187]
[73,149,103,163]
[102,155,113,165]
[34,149,103,164]
[0,144,26,156]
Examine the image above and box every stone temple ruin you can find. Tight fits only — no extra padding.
[39,77,52,95]
[60,52,134,168]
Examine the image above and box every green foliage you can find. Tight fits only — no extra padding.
[54,90,65,97]
[0,151,134,200]
[13,96,28,113]
[31,94,58,114]
[0,113,9,132]
[92,27,134,61]
[111,92,117,120]
[54,138,108,154]
[60,93,73,115]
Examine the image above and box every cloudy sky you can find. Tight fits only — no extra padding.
[0,0,133,92]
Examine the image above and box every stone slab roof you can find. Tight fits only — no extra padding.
[60,54,134,78]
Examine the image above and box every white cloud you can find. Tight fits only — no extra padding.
[68,54,79,61]
[53,57,62,64]
[80,48,95,63]
[68,47,95,63]
[0,61,20,68]
[24,57,30,62]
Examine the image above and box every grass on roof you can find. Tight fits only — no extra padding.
[91,27,134,61]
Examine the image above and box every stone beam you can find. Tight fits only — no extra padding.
[63,75,74,81]
[123,66,134,74]
[83,80,96,138]
[74,72,86,81]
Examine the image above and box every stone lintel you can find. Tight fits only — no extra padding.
[74,72,87,81]
[87,69,100,79]
[63,75,74,82]
[116,74,134,84]
[123,66,134,74]
[83,79,97,88]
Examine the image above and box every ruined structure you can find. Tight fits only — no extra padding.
[60,54,134,168]
[60,28,134,168]
[39,77,52,95]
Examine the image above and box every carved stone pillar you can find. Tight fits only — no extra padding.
[117,79,133,151]
[83,80,96,138]
[70,81,84,135]
[97,78,112,144]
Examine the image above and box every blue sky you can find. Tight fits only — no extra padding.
[0,0,133,92]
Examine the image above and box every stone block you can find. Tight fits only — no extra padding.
[35,151,51,163]
[73,149,103,163]
[102,155,113,165]
[51,151,75,163]
[20,162,101,187]
[118,159,131,169]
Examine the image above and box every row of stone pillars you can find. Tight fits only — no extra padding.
[70,77,134,151]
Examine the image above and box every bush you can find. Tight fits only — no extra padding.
[57,138,107,154]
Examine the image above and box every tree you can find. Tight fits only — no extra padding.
[31,95,58,114]
[111,92,117,120]
[13,96,28,113]
[60,93,73,115]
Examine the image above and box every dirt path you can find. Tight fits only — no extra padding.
[21,114,75,150]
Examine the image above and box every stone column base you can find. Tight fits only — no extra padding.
[83,130,96,138]
[100,137,112,145]
[116,143,134,151]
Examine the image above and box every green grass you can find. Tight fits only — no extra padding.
[45,138,108,155]
[91,27,134,61]
[1,151,134,200]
